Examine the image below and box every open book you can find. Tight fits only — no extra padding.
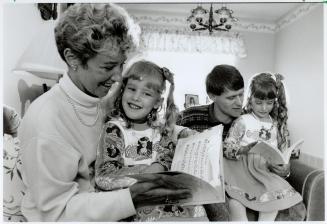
[249,139,304,164]
[129,125,225,206]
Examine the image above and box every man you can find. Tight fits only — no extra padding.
[177,64,243,221]
[178,64,244,139]
[177,64,305,221]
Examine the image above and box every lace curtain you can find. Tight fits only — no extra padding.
[138,25,247,58]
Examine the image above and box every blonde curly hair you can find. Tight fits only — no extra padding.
[55,3,140,67]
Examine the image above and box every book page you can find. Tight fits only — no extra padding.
[249,141,286,164]
[250,139,304,164]
[171,125,223,188]
[169,125,225,205]
[283,139,304,163]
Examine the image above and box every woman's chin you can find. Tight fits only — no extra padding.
[95,88,110,98]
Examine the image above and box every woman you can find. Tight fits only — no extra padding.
[18,3,189,221]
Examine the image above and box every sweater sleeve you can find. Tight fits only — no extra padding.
[21,135,136,221]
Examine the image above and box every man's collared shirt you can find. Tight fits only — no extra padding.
[177,103,232,140]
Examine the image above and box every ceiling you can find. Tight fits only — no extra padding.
[119,2,304,24]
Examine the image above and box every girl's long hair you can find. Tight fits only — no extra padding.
[109,60,178,139]
[243,73,290,150]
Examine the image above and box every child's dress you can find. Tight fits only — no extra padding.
[95,118,207,221]
[223,113,302,212]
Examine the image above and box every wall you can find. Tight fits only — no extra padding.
[3,4,57,117]
[236,31,275,91]
[274,5,324,168]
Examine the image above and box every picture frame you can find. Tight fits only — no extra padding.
[185,94,199,108]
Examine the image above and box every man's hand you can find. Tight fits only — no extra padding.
[177,128,198,139]
[268,163,291,178]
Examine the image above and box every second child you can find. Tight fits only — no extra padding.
[223,73,303,221]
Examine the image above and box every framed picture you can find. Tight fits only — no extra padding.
[185,94,199,108]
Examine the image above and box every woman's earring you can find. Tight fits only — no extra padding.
[71,65,77,71]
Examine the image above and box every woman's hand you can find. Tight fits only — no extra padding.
[129,173,191,207]
[268,162,291,178]
[142,163,165,174]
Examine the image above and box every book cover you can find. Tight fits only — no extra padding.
[249,139,304,164]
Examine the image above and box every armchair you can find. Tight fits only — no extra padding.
[288,159,325,221]
[243,158,324,221]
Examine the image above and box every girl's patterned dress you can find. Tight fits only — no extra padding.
[95,118,207,221]
[223,113,302,212]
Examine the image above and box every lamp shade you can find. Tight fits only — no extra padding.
[13,20,67,81]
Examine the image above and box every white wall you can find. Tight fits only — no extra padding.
[236,31,275,93]
[3,4,57,117]
[274,5,324,167]
[236,31,275,88]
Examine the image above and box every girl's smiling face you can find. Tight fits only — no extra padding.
[122,73,163,122]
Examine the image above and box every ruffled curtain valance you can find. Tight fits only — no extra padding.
[139,25,247,58]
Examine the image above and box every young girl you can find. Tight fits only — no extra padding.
[95,60,206,221]
[223,73,303,221]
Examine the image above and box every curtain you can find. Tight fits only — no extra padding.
[138,24,247,58]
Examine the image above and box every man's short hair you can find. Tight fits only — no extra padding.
[206,64,244,96]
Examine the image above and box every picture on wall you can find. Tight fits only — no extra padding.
[185,94,199,109]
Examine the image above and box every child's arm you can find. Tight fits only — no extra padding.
[151,148,172,172]
[145,126,194,173]
[223,117,247,160]
[95,123,146,191]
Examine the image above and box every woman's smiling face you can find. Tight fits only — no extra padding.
[122,73,163,122]
[72,46,126,98]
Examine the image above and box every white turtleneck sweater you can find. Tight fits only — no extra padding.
[18,74,136,221]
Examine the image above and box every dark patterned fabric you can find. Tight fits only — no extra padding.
[177,103,231,140]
